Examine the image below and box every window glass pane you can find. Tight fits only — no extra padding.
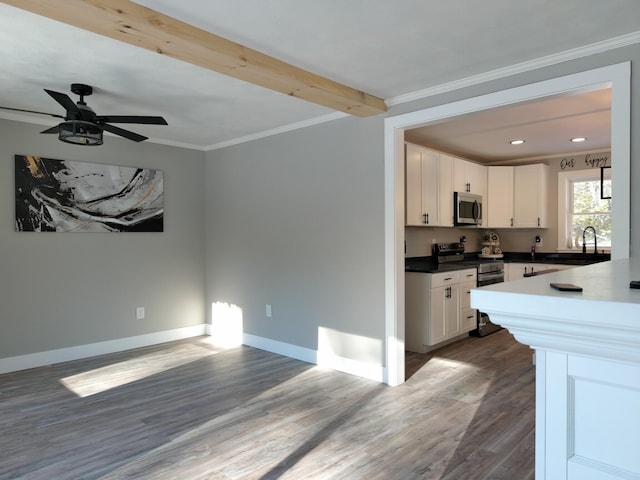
[572,180,611,214]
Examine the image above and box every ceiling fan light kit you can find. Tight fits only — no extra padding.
[58,120,103,146]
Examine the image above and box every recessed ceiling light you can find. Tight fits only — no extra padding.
[510,139,525,145]
[571,137,587,143]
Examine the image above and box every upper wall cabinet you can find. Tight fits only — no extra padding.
[453,157,487,199]
[486,166,514,228]
[405,143,453,227]
[513,164,549,228]
[486,164,549,228]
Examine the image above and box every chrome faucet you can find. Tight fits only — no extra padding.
[582,226,598,256]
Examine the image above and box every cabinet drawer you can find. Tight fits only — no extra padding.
[461,308,477,332]
[459,269,477,283]
[430,271,460,288]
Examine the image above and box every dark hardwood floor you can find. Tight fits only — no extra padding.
[0,330,534,479]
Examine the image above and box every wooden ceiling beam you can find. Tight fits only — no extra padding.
[2,0,387,117]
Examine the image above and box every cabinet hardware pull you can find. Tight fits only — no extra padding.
[538,217,541,227]
[510,218,513,227]
[422,213,427,224]
[445,277,452,281]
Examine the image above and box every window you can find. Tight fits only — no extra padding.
[558,169,611,251]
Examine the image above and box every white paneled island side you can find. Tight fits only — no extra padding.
[471,258,640,480]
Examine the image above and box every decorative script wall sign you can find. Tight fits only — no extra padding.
[15,155,164,232]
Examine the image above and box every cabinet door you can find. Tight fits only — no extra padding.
[405,143,426,226]
[437,156,454,226]
[444,284,460,338]
[421,149,441,225]
[405,144,452,226]
[486,166,514,228]
[429,284,459,345]
[514,164,548,228]
[453,157,469,193]
[466,161,487,198]
[453,157,486,196]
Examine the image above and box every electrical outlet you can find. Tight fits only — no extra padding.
[265,304,272,318]
[535,235,542,247]
[136,306,145,320]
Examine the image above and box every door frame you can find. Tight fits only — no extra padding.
[383,62,631,386]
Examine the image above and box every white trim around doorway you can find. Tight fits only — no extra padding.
[383,62,631,386]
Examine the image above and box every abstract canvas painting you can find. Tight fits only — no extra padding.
[15,155,164,232]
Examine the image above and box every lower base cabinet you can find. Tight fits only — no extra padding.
[405,269,477,353]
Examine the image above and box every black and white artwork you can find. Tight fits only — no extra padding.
[15,155,164,232]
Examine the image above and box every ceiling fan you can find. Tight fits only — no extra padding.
[0,83,167,145]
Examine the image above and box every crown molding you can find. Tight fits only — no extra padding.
[386,31,640,107]
[205,111,347,151]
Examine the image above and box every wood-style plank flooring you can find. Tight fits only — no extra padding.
[0,330,534,479]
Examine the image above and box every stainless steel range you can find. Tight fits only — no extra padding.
[433,242,504,337]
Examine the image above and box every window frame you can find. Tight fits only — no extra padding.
[557,169,611,252]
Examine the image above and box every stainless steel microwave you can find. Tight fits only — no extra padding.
[454,192,482,226]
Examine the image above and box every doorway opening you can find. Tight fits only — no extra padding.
[383,62,631,386]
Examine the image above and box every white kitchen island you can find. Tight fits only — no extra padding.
[471,258,640,480]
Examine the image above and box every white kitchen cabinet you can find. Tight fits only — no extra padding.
[486,166,514,228]
[405,268,477,353]
[513,163,549,228]
[405,143,453,226]
[486,164,548,228]
[453,156,487,198]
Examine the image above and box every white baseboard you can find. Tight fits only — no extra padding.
[242,333,385,383]
[0,324,207,375]
[1,326,385,384]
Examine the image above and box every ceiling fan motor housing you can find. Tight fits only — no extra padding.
[70,83,93,98]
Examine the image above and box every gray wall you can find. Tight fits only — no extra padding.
[206,44,640,368]
[0,119,205,358]
[205,117,386,363]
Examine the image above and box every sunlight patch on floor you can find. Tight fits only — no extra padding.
[60,341,220,397]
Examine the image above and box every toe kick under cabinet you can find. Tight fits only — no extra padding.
[405,268,477,353]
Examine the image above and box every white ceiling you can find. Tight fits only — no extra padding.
[0,1,639,152]
[405,88,612,163]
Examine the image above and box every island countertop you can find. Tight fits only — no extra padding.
[472,257,640,479]
[471,258,640,326]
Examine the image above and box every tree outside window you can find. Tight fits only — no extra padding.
[569,176,611,247]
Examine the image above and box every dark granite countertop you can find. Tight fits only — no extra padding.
[405,252,610,273]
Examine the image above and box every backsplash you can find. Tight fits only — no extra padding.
[405,227,551,257]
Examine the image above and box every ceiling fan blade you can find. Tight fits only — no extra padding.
[41,125,60,134]
[96,115,168,125]
[102,123,148,142]
[44,89,80,114]
[0,106,65,119]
